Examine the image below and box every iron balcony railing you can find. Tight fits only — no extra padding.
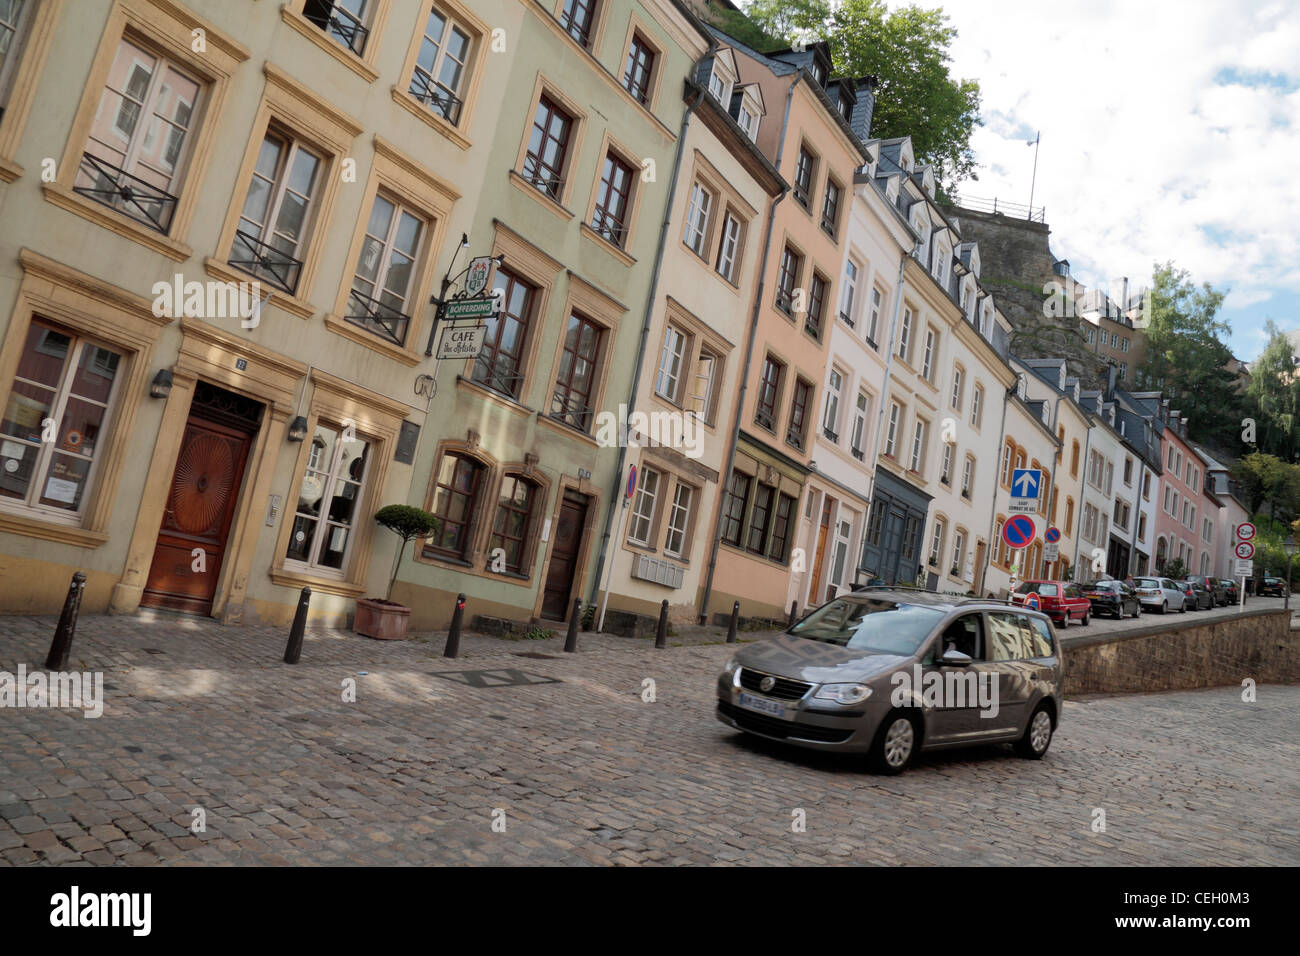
[589,208,627,247]
[228,229,303,295]
[550,390,595,433]
[305,3,369,55]
[345,286,410,347]
[470,360,525,401]
[839,309,854,328]
[822,426,838,443]
[560,11,592,47]
[74,152,178,234]
[408,70,463,125]
[520,158,564,201]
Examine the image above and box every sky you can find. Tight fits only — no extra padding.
[906,0,1300,362]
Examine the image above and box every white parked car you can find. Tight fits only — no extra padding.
[1131,576,1187,614]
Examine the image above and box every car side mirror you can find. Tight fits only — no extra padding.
[938,648,973,667]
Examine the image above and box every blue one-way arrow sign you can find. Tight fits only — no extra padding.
[1012,468,1040,497]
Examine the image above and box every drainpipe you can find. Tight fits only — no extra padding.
[586,68,707,614]
[1045,392,1062,578]
[1072,417,1095,579]
[1129,453,1146,574]
[982,383,1012,593]
[697,75,796,625]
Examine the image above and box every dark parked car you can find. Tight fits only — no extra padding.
[1219,579,1240,604]
[1259,576,1287,597]
[1192,576,1229,606]
[1084,580,1141,618]
[1178,579,1214,610]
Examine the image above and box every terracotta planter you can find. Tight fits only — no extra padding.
[354,597,412,640]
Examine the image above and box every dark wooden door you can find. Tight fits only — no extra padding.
[541,491,588,620]
[807,500,831,605]
[142,416,253,614]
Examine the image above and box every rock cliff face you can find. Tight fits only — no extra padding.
[942,205,1111,387]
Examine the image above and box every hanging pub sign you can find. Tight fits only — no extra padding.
[465,256,494,297]
[436,323,487,360]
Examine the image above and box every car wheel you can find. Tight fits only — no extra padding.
[870,711,919,775]
[1180,599,1187,613]
[1159,601,1167,614]
[1058,612,1068,629]
[1081,610,1090,626]
[1014,704,1054,759]
[1132,602,1141,618]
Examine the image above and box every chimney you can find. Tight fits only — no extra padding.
[1106,361,1117,397]
[852,76,878,141]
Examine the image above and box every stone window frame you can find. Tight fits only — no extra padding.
[0,0,64,183]
[509,72,589,220]
[581,130,646,264]
[323,135,460,365]
[42,0,249,259]
[650,297,729,431]
[205,62,362,320]
[617,12,666,112]
[535,272,625,443]
[281,0,393,83]
[552,0,610,54]
[0,250,168,548]
[391,0,489,151]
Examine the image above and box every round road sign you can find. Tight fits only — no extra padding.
[1024,592,1040,610]
[626,464,637,499]
[1235,541,1255,560]
[1235,522,1256,542]
[1045,526,1061,544]
[1002,515,1036,550]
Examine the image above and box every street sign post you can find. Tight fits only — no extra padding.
[1235,521,1256,542]
[1045,526,1061,544]
[1234,558,1254,576]
[1044,542,1059,563]
[1235,541,1255,561]
[1009,468,1043,514]
[1002,515,1036,550]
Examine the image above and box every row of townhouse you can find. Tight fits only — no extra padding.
[0,0,1251,629]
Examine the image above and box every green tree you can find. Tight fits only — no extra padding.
[1231,453,1300,518]
[374,504,440,602]
[736,0,982,189]
[1136,262,1244,448]
[1244,321,1300,458]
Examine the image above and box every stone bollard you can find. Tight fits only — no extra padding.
[283,587,311,664]
[564,597,581,653]
[45,571,86,671]
[654,599,669,649]
[444,593,466,658]
[787,600,799,630]
[726,601,740,644]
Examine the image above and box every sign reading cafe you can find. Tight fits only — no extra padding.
[437,324,487,360]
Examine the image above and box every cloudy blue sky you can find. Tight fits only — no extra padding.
[918,0,1299,361]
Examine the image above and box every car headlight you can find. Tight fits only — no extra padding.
[722,656,742,677]
[814,683,872,705]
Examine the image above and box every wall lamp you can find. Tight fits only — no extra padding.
[149,369,173,399]
[287,416,309,442]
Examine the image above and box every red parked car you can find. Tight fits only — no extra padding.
[1011,580,1091,628]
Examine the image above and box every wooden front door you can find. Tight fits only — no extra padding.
[807,500,832,605]
[142,389,259,614]
[541,490,588,620]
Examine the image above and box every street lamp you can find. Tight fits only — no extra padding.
[1284,535,1297,611]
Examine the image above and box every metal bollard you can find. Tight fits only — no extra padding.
[444,593,466,658]
[787,600,799,630]
[564,597,581,653]
[283,586,311,664]
[726,600,739,644]
[654,599,669,649]
[45,571,86,671]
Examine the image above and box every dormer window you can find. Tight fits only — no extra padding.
[738,104,757,139]
[1017,375,1027,400]
[707,48,736,107]
[811,59,827,87]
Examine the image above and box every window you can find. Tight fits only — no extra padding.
[1070,440,1080,477]
[839,260,858,327]
[805,272,827,339]
[715,212,741,282]
[229,129,323,294]
[473,267,534,398]
[786,378,812,450]
[720,471,750,547]
[755,356,783,431]
[793,146,815,210]
[628,465,659,545]
[951,529,965,575]
[303,0,374,56]
[929,517,946,567]
[769,493,795,562]
[820,178,841,236]
[682,181,713,256]
[884,402,900,457]
[738,105,757,140]
[1119,362,1127,381]
[992,519,1004,566]
[693,348,719,423]
[426,452,484,559]
[961,456,974,499]
[76,37,202,234]
[1143,472,1151,500]
[0,322,122,517]
[1104,461,1114,496]
[850,391,869,460]
[286,421,370,573]
[950,367,963,410]
[1124,457,1134,485]
[664,481,692,557]
[655,325,687,403]
[822,368,842,441]
[0,0,36,116]
[590,151,634,247]
[867,287,883,346]
[909,417,927,473]
[939,443,953,485]
[921,327,935,380]
[559,0,597,48]
[1121,337,1130,353]
[746,483,773,554]
[622,32,655,104]
[489,475,539,574]
[1138,513,1146,541]
[346,194,424,346]
[970,383,983,428]
[1000,442,1013,485]
[410,5,475,125]
[775,245,801,315]
[522,94,572,200]
[897,308,912,361]
[551,312,603,431]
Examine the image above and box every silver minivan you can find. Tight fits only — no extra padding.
[716,590,1064,774]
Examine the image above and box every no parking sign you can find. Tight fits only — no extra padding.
[1002,515,1036,550]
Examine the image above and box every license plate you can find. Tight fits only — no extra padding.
[737,693,787,719]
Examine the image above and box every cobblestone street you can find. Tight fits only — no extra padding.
[2,611,1298,866]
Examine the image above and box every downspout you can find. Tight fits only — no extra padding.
[1128,454,1145,574]
[1045,393,1062,578]
[982,384,1012,593]
[1072,417,1094,579]
[586,67,706,610]
[697,74,796,624]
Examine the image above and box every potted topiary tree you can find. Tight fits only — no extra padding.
[355,504,440,641]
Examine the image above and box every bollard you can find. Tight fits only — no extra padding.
[726,600,739,644]
[564,597,581,653]
[444,593,466,658]
[787,600,799,630]
[45,571,86,671]
[283,586,311,664]
[654,599,669,649]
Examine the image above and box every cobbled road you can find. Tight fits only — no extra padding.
[1,609,1297,865]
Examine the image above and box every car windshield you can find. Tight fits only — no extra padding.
[1016,582,1057,596]
[1091,581,1119,591]
[789,598,946,655]
[1135,578,1160,588]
